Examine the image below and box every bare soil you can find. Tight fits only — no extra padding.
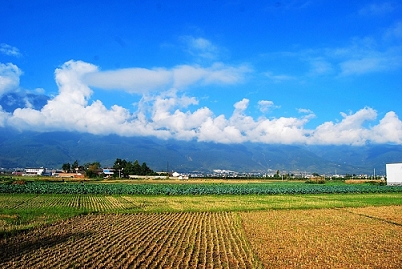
[240,206,402,268]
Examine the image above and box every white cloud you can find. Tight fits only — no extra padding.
[181,36,220,61]
[309,108,377,145]
[308,59,333,76]
[3,60,402,145]
[298,108,313,114]
[249,116,309,144]
[277,23,402,78]
[233,98,249,112]
[0,62,22,96]
[83,62,250,94]
[340,57,387,76]
[258,100,275,113]
[371,111,402,144]
[384,21,402,41]
[83,67,172,93]
[359,2,396,16]
[0,44,21,57]
[265,71,297,83]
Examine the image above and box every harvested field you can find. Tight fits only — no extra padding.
[240,206,402,269]
[0,212,262,269]
[1,192,402,268]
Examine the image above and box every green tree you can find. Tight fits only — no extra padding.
[85,162,101,178]
[113,158,127,178]
[133,160,141,175]
[141,162,153,175]
[62,163,71,173]
[112,158,155,177]
[71,160,79,172]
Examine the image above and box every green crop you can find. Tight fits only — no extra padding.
[1,182,402,195]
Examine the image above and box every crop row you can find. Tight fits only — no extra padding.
[0,195,141,212]
[0,212,262,268]
[1,181,402,195]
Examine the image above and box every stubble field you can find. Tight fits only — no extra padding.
[241,206,402,268]
[1,188,402,268]
[1,212,262,269]
[1,206,401,268]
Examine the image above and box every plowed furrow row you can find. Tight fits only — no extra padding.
[217,213,238,269]
[171,211,199,268]
[1,212,260,269]
[198,212,208,267]
[119,214,175,267]
[205,213,216,269]
[161,212,197,268]
[90,214,169,268]
[188,212,203,268]
[222,212,245,268]
[127,213,181,268]
[215,213,229,269]
[149,212,191,268]
[140,213,190,268]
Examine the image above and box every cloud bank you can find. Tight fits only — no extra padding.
[1,60,402,145]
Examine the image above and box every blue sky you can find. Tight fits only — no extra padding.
[1,0,401,145]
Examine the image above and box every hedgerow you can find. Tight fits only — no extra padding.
[1,181,402,195]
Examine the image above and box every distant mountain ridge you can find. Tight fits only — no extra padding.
[1,128,401,175]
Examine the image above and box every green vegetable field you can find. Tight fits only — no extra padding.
[1,181,402,195]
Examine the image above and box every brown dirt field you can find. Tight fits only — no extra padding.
[240,206,402,269]
[2,207,401,268]
[0,212,262,269]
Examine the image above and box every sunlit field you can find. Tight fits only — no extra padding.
[1,179,402,268]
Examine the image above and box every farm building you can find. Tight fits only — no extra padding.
[24,167,46,176]
[386,163,402,185]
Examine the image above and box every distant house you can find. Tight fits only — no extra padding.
[171,172,188,180]
[24,167,46,176]
[103,168,115,178]
[386,163,402,185]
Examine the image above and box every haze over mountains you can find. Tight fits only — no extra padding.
[1,127,401,175]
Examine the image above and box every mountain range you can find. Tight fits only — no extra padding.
[1,128,401,175]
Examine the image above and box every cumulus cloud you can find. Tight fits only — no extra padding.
[3,59,402,145]
[258,100,276,113]
[309,108,377,145]
[0,63,22,96]
[371,112,402,144]
[0,44,21,57]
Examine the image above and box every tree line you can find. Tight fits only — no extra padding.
[113,158,156,178]
[61,158,156,178]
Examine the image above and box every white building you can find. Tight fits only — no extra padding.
[24,167,46,176]
[102,168,115,178]
[386,163,402,185]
